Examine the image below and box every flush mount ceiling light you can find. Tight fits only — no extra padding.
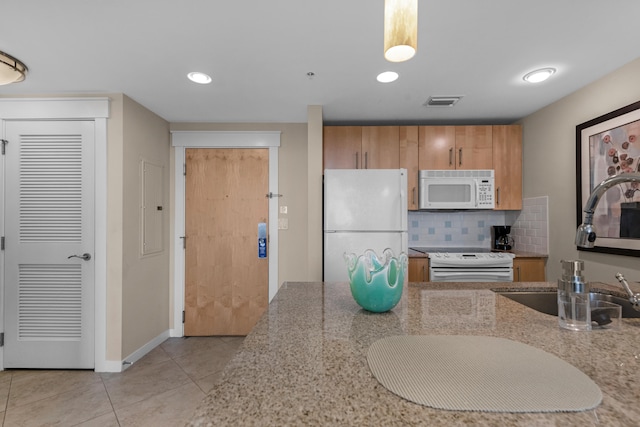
[0,50,28,85]
[523,68,556,83]
[187,71,212,84]
[377,71,399,83]
[384,0,418,63]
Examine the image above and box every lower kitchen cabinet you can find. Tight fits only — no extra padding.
[408,257,429,282]
[513,257,546,282]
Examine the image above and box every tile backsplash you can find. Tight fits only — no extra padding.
[407,196,549,254]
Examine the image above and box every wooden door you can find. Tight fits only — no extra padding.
[454,126,493,169]
[493,125,523,210]
[4,120,95,368]
[323,126,362,169]
[399,126,419,210]
[361,126,400,169]
[418,126,456,170]
[184,148,269,336]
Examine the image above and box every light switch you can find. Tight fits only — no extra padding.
[278,218,289,229]
[280,206,288,214]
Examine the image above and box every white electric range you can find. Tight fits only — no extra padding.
[410,247,515,282]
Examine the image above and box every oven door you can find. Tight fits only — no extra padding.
[429,267,513,282]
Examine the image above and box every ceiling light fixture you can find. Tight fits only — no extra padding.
[0,50,28,85]
[523,68,556,83]
[187,72,212,84]
[384,0,418,63]
[377,71,399,83]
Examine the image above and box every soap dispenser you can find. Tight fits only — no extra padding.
[558,260,591,331]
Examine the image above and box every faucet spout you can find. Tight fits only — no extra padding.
[575,172,640,248]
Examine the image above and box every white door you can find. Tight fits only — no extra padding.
[3,120,95,369]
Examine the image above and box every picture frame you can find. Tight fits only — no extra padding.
[576,100,640,257]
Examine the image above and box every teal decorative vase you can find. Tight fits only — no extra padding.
[344,249,408,313]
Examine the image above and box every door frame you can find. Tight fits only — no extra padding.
[171,131,280,337]
[0,98,109,371]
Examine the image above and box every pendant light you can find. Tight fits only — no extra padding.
[384,0,418,62]
[0,50,28,85]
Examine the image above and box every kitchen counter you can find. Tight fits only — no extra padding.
[189,281,640,426]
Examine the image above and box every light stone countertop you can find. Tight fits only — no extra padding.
[189,281,640,426]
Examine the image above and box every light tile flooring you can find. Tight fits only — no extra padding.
[0,336,243,426]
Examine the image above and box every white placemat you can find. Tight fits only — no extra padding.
[367,335,602,413]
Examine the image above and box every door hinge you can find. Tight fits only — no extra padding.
[180,236,186,249]
[1,236,4,251]
[183,163,187,176]
[182,310,185,323]
[1,139,8,155]
[0,333,4,347]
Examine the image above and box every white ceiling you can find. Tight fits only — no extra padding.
[2,0,639,124]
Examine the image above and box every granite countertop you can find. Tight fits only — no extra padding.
[189,281,640,426]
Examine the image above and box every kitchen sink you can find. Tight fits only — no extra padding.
[495,291,640,318]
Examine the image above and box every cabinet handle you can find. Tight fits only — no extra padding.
[448,148,453,166]
[365,152,368,169]
[355,152,359,169]
[458,148,462,166]
[422,265,426,281]
[496,187,501,206]
[516,266,521,282]
[412,187,416,206]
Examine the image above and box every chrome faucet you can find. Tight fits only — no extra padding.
[615,273,640,312]
[575,172,640,310]
[575,172,640,247]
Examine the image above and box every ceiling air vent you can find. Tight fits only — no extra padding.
[424,96,463,107]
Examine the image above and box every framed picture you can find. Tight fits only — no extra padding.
[576,100,640,257]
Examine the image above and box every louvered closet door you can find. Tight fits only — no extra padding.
[3,120,95,369]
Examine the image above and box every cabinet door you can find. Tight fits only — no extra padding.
[400,126,419,210]
[323,126,362,169]
[418,126,456,170]
[408,258,429,282]
[362,126,400,169]
[492,125,522,210]
[454,126,493,169]
[513,258,546,282]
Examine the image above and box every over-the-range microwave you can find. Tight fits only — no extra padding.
[419,169,495,210]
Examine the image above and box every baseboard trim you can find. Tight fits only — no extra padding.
[120,330,171,371]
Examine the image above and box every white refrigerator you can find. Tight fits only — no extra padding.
[323,168,408,282]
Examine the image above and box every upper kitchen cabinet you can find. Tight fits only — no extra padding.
[418,125,493,170]
[323,126,362,169]
[454,126,493,169]
[492,125,523,210]
[418,126,456,169]
[399,126,419,210]
[323,126,400,169]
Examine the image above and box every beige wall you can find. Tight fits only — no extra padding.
[520,57,640,283]
[169,122,311,286]
[120,95,171,357]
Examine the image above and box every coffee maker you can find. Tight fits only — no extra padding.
[492,225,512,251]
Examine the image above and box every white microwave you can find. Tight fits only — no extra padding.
[419,170,495,210]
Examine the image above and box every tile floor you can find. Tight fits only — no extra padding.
[0,336,243,426]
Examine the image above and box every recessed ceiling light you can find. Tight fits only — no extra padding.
[187,72,212,84]
[523,68,556,83]
[377,71,399,83]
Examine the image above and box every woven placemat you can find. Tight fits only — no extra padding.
[367,335,602,413]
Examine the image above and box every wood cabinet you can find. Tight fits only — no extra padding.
[323,126,362,169]
[418,125,492,170]
[513,257,546,282]
[399,126,419,210]
[323,126,399,170]
[408,257,429,282]
[492,125,523,210]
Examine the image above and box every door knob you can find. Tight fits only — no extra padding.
[68,253,92,261]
